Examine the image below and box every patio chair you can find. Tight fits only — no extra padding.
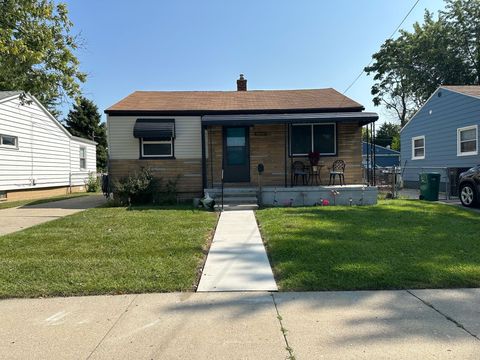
[329,160,346,186]
[292,161,308,186]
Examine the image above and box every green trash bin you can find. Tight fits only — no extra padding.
[419,173,441,201]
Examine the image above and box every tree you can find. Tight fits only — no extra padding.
[0,0,85,113]
[391,134,400,151]
[65,97,107,171]
[375,122,401,148]
[365,0,480,126]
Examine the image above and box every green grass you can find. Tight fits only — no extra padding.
[0,192,92,210]
[256,200,480,291]
[0,205,217,298]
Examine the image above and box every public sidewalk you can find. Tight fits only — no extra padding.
[0,289,479,359]
[197,210,277,292]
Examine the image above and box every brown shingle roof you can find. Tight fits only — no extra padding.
[105,88,364,114]
[442,85,480,99]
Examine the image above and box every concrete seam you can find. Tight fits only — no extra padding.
[85,294,139,359]
[271,293,296,360]
[406,290,480,341]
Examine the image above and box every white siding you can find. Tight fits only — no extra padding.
[107,115,202,160]
[0,96,97,191]
[69,139,97,186]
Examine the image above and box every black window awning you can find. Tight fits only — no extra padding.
[133,119,175,139]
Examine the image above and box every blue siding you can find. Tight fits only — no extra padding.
[362,142,400,167]
[400,88,480,184]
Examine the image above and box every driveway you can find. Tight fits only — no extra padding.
[0,289,479,359]
[0,195,106,236]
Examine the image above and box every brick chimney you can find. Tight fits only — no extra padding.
[237,74,247,91]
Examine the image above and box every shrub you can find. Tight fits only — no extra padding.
[85,173,100,192]
[155,176,180,205]
[113,168,161,205]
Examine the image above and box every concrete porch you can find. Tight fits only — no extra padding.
[205,184,378,209]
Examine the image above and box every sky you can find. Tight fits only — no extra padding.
[63,0,445,123]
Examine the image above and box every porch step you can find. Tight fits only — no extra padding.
[214,204,259,211]
[205,187,259,211]
[205,188,257,197]
[221,196,258,205]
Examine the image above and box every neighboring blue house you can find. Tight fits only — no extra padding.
[400,86,480,193]
[362,142,400,168]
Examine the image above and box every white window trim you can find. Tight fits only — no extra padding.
[79,146,87,170]
[141,138,173,158]
[457,125,478,157]
[290,123,337,156]
[411,135,425,160]
[0,134,18,149]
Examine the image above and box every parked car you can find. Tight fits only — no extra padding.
[459,165,480,207]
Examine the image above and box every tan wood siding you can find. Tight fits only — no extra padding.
[107,115,202,160]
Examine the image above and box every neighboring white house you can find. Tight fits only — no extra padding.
[0,91,96,201]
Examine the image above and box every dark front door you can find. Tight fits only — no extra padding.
[223,126,250,182]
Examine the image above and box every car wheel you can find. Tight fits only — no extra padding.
[459,184,477,207]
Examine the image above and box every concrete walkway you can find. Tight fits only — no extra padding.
[0,289,479,359]
[0,195,106,236]
[197,210,277,292]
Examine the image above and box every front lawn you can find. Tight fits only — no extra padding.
[256,200,480,291]
[0,206,217,298]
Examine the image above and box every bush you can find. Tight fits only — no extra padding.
[85,173,100,192]
[155,176,180,205]
[113,168,160,205]
[112,169,182,206]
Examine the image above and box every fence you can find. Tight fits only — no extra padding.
[366,166,463,200]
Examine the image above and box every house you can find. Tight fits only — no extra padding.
[105,75,379,206]
[400,86,480,194]
[362,142,400,168]
[0,91,97,202]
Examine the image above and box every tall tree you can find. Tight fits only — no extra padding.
[375,122,401,148]
[65,97,107,171]
[365,0,479,126]
[0,0,85,113]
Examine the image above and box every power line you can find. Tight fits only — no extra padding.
[342,0,421,95]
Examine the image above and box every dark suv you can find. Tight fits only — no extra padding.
[459,165,480,207]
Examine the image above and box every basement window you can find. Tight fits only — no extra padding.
[0,134,18,148]
[0,191,6,201]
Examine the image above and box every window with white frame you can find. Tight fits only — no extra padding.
[141,138,173,157]
[290,123,336,156]
[457,125,478,156]
[0,134,18,148]
[411,135,425,160]
[79,147,87,169]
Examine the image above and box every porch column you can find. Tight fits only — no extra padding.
[284,123,288,187]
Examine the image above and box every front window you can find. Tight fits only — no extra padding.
[0,134,18,148]
[290,123,336,156]
[412,136,425,160]
[141,138,173,157]
[457,125,478,156]
[79,147,87,169]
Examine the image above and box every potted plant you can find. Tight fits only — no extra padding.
[308,151,320,172]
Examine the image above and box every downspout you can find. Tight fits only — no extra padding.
[200,122,207,195]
